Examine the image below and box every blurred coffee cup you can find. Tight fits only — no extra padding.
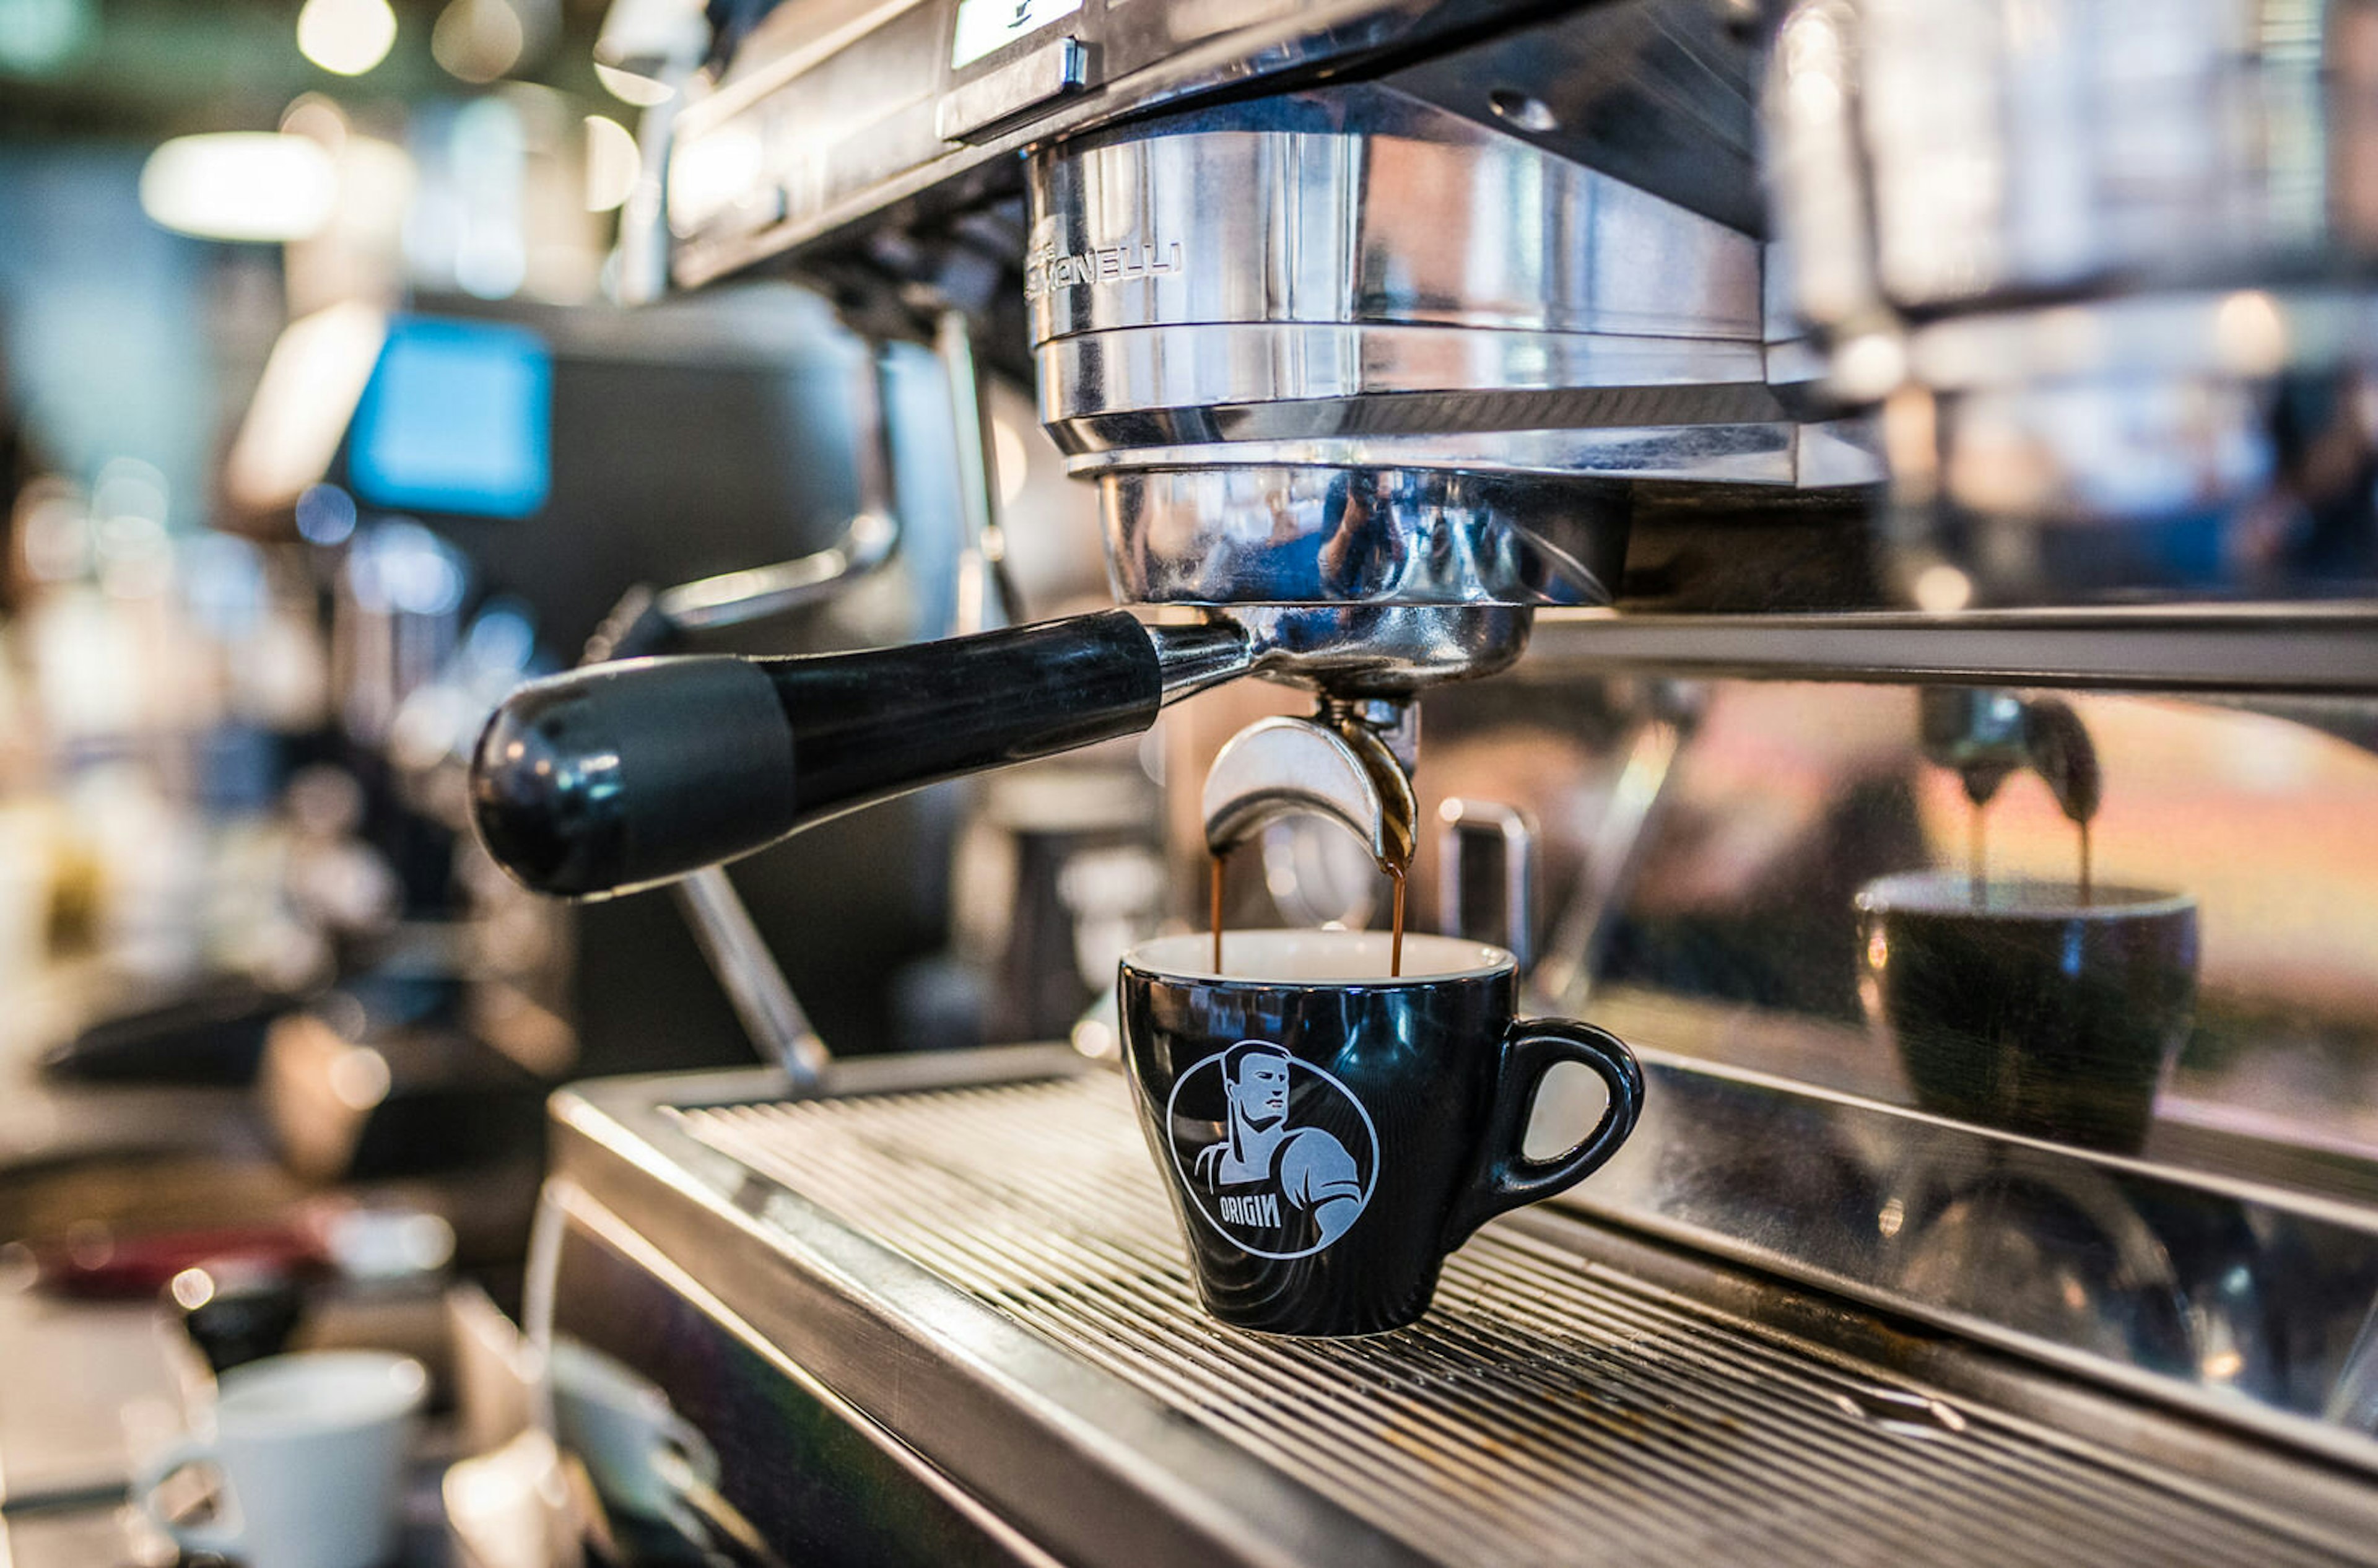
[134,1349,427,1568]
[546,1339,717,1531]
[1856,873,2198,1153]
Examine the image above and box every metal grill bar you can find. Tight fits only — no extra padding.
[679,1077,2369,1567]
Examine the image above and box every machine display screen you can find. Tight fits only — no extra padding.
[347,315,552,519]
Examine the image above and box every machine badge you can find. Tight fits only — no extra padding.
[1165,1042,1378,1259]
[1023,236,1184,300]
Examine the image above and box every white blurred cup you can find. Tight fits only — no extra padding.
[546,1339,717,1528]
[134,1350,427,1568]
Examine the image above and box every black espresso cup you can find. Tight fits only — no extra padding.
[1856,873,2199,1153]
[1118,930,1643,1336]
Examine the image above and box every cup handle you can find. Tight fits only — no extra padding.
[660,1412,721,1490]
[1444,1017,1645,1250]
[133,1435,243,1561]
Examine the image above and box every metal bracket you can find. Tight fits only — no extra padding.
[1527,686,1701,1014]
[1435,798,1537,968]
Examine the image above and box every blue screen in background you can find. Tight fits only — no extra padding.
[347,316,552,519]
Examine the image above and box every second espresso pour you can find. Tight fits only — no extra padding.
[1966,797,2097,910]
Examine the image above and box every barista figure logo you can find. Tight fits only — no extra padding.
[1165,1043,1378,1260]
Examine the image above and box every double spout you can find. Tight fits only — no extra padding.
[1201,704,1418,879]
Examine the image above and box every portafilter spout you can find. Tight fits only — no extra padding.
[1201,709,1418,877]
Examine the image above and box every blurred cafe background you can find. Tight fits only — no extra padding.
[0,3,1121,1561]
[9,0,2378,1564]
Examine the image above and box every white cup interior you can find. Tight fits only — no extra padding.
[1857,872,2194,921]
[215,1352,428,1437]
[1127,929,1512,983]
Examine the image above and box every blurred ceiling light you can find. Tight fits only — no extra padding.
[583,115,640,212]
[280,93,351,154]
[432,0,524,84]
[593,61,673,106]
[139,133,340,243]
[327,1044,393,1111]
[0,0,95,77]
[295,483,359,547]
[297,0,398,76]
[1910,563,1974,615]
[227,301,390,513]
[168,1268,216,1312]
[2214,290,2289,378]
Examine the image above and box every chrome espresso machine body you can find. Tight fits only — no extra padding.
[485,1,2378,1562]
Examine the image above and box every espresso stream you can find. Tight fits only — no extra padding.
[1209,852,1224,973]
[1209,850,1411,977]
[1966,800,2096,908]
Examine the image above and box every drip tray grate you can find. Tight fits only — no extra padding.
[680,1075,2362,1567]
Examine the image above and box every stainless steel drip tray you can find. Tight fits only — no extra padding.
[546,1049,2378,1567]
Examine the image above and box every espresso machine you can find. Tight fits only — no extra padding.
[480,1,2378,1562]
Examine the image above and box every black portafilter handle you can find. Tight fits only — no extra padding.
[470,611,1248,899]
